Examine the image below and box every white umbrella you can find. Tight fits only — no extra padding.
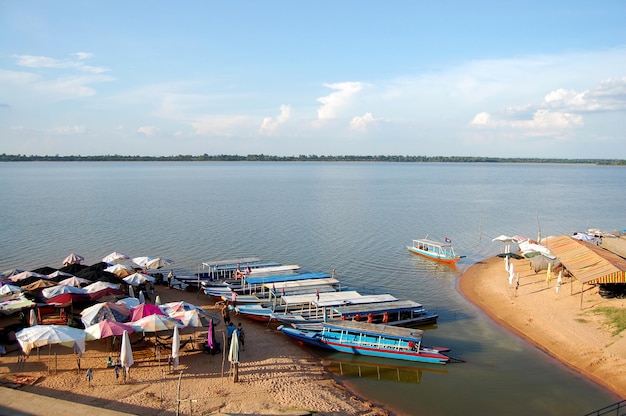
[63,253,84,266]
[492,235,517,243]
[229,330,239,363]
[15,324,87,356]
[83,281,120,294]
[58,276,90,287]
[123,273,155,286]
[171,326,180,370]
[48,271,75,279]
[41,284,87,300]
[120,329,134,377]
[102,252,130,264]
[117,297,140,309]
[155,295,162,306]
[8,271,48,283]
[0,284,23,295]
[132,257,174,270]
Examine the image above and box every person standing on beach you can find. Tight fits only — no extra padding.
[237,322,245,350]
[221,303,231,325]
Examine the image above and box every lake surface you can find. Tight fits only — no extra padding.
[1,161,624,415]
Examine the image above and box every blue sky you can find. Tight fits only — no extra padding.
[1,1,625,158]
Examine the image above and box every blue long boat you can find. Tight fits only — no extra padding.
[278,320,450,364]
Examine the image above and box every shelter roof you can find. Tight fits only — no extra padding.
[543,236,626,284]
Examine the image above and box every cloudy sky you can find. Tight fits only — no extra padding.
[1,1,625,158]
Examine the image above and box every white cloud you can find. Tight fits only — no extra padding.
[74,52,93,60]
[316,82,365,120]
[259,105,291,135]
[0,69,114,102]
[53,125,86,135]
[544,77,626,112]
[469,77,624,137]
[191,115,255,136]
[470,112,491,126]
[14,53,109,74]
[349,112,380,132]
[137,126,158,136]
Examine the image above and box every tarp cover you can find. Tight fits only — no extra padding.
[543,236,626,284]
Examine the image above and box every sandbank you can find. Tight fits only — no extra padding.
[458,255,626,399]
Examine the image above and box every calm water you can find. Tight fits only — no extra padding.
[1,162,624,415]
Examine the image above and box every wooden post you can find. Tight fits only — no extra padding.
[233,362,239,383]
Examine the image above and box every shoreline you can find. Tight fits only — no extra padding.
[457,255,626,399]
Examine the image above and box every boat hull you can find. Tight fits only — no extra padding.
[407,246,461,264]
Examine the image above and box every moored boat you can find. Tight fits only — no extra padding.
[407,238,462,264]
[278,320,451,364]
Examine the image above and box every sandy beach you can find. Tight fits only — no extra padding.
[0,286,389,416]
[458,255,626,399]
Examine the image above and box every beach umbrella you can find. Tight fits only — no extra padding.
[0,284,23,295]
[48,271,75,279]
[15,324,87,356]
[102,252,130,264]
[130,314,182,333]
[130,303,165,321]
[228,329,239,363]
[84,320,135,341]
[228,329,240,382]
[207,319,215,350]
[29,309,37,326]
[9,271,48,283]
[123,273,154,286]
[0,296,36,315]
[41,284,87,299]
[63,253,84,267]
[171,326,180,370]
[132,257,174,270]
[104,264,134,278]
[1,268,25,278]
[116,297,140,309]
[83,281,120,294]
[120,330,134,378]
[58,276,90,287]
[80,302,131,328]
[155,295,162,306]
[21,279,56,291]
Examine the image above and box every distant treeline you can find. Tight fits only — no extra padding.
[1,153,624,165]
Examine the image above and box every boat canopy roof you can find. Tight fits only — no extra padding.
[314,293,396,307]
[281,290,362,306]
[412,238,452,248]
[331,299,424,316]
[263,277,340,289]
[325,320,424,341]
[247,265,301,275]
[244,272,330,285]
